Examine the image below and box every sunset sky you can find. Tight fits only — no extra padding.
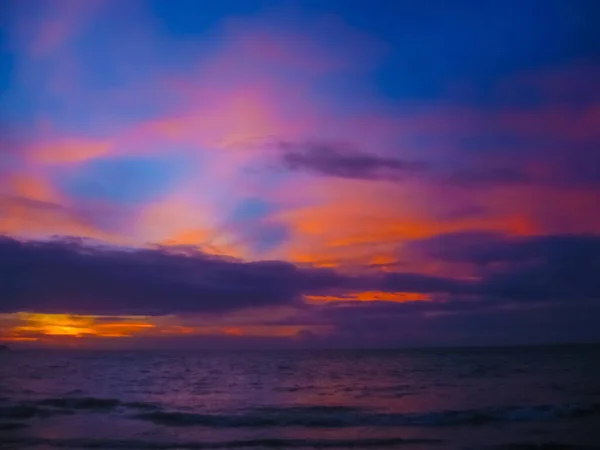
[1,0,599,348]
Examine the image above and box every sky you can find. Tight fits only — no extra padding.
[1,0,599,348]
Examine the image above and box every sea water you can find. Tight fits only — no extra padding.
[1,345,600,449]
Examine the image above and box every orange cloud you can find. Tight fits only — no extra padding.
[307,292,430,304]
[4,173,59,202]
[0,198,111,242]
[268,177,542,269]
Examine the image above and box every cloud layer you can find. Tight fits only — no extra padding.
[1,233,599,346]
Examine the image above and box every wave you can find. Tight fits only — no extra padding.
[0,422,29,431]
[0,436,441,449]
[37,397,159,411]
[38,397,121,410]
[136,403,600,428]
[0,404,61,419]
[3,397,599,430]
[0,397,159,420]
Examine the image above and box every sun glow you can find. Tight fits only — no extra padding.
[0,313,156,341]
[0,312,330,345]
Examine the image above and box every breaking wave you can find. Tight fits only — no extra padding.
[136,402,600,428]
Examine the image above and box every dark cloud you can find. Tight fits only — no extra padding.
[410,232,600,302]
[318,231,600,345]
[278,141,428,182]
[413,232,600,266]
[381,272,470,294]
[0,236,458,315]
[0,236,303,315]
[321,299,600,347]
[407,231,511,265]
[276,140,599,192]
[477,235,600,302]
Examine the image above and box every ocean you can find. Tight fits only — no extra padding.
[1,345,599,450]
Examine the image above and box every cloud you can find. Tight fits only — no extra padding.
[475,235,600,302]
[0,236,304,315]
[1,232,599,346]
[0,236,363,315]
[279,141,428,182]
[320,299,600,347]
[381,272,469,295]
[413,231,599,265]
[312,233,600,345]
[409,232,600,302]
[0,235,470,316]
[3,232,599,314]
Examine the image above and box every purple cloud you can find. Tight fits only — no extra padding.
[279,141,429,182]
[1,233,599,346]
[0,236,456,315]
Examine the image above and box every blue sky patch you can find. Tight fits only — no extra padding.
[56,155,188,206]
